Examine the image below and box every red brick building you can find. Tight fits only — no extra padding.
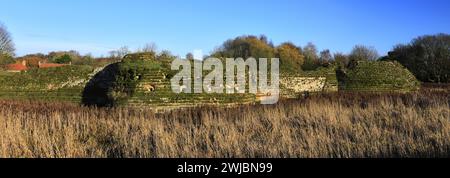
[5,60,71,72]
[5,60,28,72]
[38,61,70,68]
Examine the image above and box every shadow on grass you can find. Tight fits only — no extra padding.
[82,63,120,107]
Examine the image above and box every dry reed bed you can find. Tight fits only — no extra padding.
[0,91,448,158]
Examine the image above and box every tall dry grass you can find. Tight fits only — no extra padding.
[0,91,448,158]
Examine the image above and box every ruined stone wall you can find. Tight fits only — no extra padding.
[280,72,339,98]
[281,77,326,99]
[128,68,256,110]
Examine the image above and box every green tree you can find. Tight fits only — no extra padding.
[48,50,81,64]
[0,53,14,66]
[388,34,450,83]
[54,54,72,64]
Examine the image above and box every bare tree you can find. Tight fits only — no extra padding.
[0,23,15,56]
[347,45,379,69]
[109,46,130,59]
[349,45,379,61]
[118,46,130,58]
[334,52,349,68]
[158,50,174,59]
[320,49,332,63]
[141,42,158,53]
[186,52,194,60]
[108,51,117,59]
[302,42,320,70]
[303,42,318,60]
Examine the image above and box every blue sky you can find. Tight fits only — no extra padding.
[1,0,449,57]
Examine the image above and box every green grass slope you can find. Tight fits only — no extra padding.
[83,53,256,108]
[0,55,420,106]
[0,65,98,102]
[338,61,420,91]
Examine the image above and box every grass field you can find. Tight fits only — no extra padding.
[0,89,448,158]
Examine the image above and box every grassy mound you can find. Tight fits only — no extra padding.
[339,61,420,91]
[0,65,96,102]
[0,53,420,107]
[83,53,255,108]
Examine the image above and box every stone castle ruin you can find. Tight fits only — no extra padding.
[81,53,419,110]
[0,52,418,110]
[82,53,343,109]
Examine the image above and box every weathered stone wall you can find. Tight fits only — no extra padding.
[281,77,326,97]
[280,70,339,98]
[128,68,256,109]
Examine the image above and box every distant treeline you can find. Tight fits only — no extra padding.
[0,22,448,83]
[210,34,449,83]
